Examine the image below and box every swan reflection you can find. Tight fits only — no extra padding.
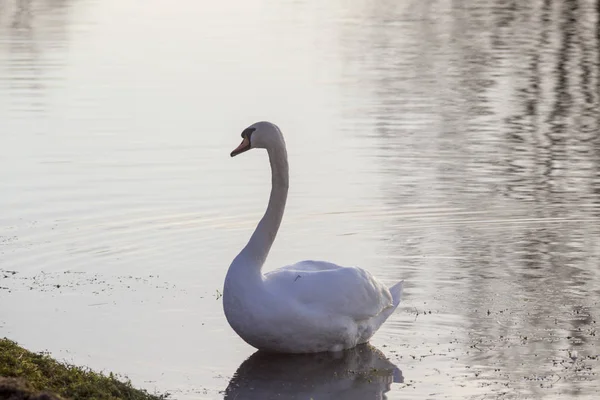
[224,344,402,400]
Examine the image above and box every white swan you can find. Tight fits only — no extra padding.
[223,121,403,353]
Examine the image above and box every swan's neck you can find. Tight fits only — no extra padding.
[235,143,289,275]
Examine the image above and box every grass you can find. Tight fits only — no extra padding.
[0,338,169,400]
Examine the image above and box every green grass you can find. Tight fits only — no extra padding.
[0,338,169,400]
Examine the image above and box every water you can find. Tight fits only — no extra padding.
[1,0,599,398]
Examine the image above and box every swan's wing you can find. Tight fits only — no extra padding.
[264,260,393,321]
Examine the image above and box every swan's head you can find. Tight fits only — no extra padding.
[230,121,284,157]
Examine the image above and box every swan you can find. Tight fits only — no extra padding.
[223,121,403,353]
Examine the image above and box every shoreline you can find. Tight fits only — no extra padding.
[0,338,169,400]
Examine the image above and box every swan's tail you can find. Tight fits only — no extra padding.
[368,281,404,333]
[389,280,404,307]
[359,281,405,344]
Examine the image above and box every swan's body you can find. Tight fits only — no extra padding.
[223,121,403,353]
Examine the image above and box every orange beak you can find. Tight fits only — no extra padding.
[230,137,251,157]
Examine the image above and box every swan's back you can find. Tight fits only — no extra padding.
[264,260,398,322]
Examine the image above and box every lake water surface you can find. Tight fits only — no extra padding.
[1,0,600,399]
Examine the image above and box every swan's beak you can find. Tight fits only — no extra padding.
[230,137,251,157]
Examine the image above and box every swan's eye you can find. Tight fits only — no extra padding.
[241,127,256,140]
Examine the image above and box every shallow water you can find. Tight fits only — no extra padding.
[1,0,599,398]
